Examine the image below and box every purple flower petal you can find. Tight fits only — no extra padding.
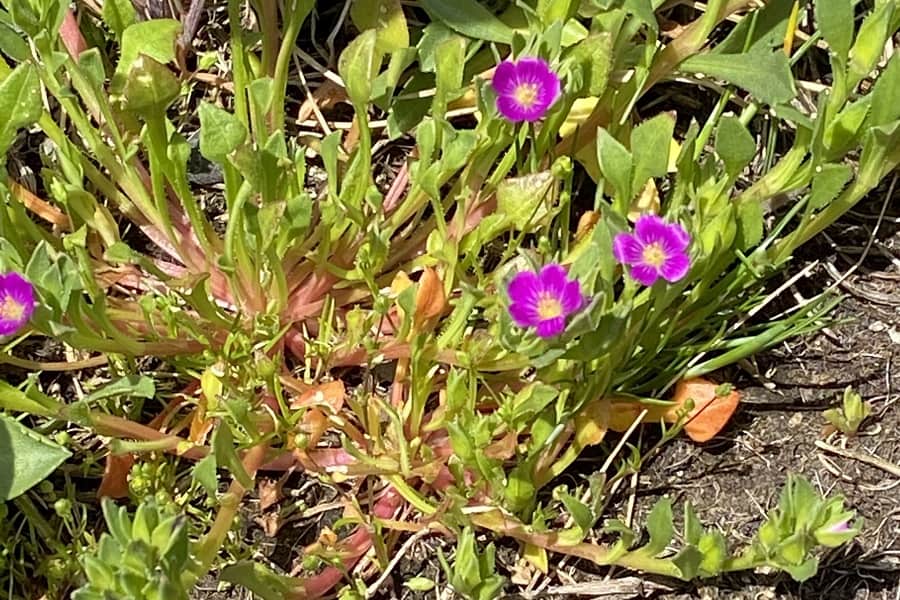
[666,222,691,252]
[492,60,519,95]
[493,56,561,123]
[660,252,691,282]
[506,264,586,336]
[629,264,660,287]
[509,302,540,328]
[560,280,584,313]
[496,95,530,123]
[508,271,540,305]
[633,214,670,245]
[536,316,565,338]
[538,264,568,297]
[612,233,643,265]
[0,272,35,336]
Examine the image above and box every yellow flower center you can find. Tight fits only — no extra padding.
[537,294,562,320]
[642,243,667,267]
[514,82,539,108]
[0,295,25,322]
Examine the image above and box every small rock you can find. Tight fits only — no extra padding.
[869,320,886,332]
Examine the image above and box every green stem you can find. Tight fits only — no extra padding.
[271,0,315,132]
[190,443,269,585]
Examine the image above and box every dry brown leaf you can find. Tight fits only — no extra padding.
[627,180,661,223]
[257,477,284,511]
[667,377,741,442]
[414,267,446,324]
[254,511,281,537]
[575,210,600,242]
[290,380,346,412]
[97,453,134,499]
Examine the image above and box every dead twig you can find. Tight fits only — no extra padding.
[815,440,900,478]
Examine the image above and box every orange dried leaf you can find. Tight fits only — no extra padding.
[300,408,329,446]
[290,380,346,412]
[667,378,740,442]
[575,210,600,241]
[574,398,611,447]
[97,453,133,499]
[414,267,446,323]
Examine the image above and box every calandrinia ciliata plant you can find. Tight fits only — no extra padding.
[0,0,897,596]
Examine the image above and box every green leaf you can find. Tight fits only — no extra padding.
[84,376,155,404]
[631,113,675,191]
[736,197,764,249]
[869,53,900,128]
[199,102,247,164]
[683,502,703,546]
[714,0,794,55]
[432,35,467,117]
[0,13,30,62]
[221,562,294,600]
[350,0,409,54]
[848,2,894,86]
[715,115,756,177]
[538,0,577,23]
[101,0,136,40]
[112,18,181,91]
[698,531,728,573]
[505,460,536,513]
[603,518,636,549]
[0,413,71,500]
[567,33,612,97]
[212,423,253,489]
[558,489,594,534]
[404,577,436,592]
[673,545,703,579]
[814,0,853,62]
[781,556,819,582]
[809,163,851,209]
[122,55,180,113]
[420,0,514,44]
[193,453,218,496]
[0,380,61,416]
[78,48,107,91]
[823,97,870,158]
[101,497,132,544]
[496,171,555,231]
[680,51,796,106]
[596,128,633,205]
[642,497,674,555]
[0,63,41,157]
[339,29,380,107]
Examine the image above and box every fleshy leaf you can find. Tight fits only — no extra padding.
[0,413,71,500]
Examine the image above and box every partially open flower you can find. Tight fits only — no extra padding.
[0,272,35,336]
[492,57,561,123]
[613,214,691,286]
[508,264,585,338]
[813,516,859,547]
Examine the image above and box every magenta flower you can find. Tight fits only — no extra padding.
[0,272,35,336]
[508,264,585,338]
[613,215,691,286]
[492,57,561,123]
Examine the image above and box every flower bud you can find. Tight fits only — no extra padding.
[54,498,72,517]
[813,517,859,548]
[551,155,573,178]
